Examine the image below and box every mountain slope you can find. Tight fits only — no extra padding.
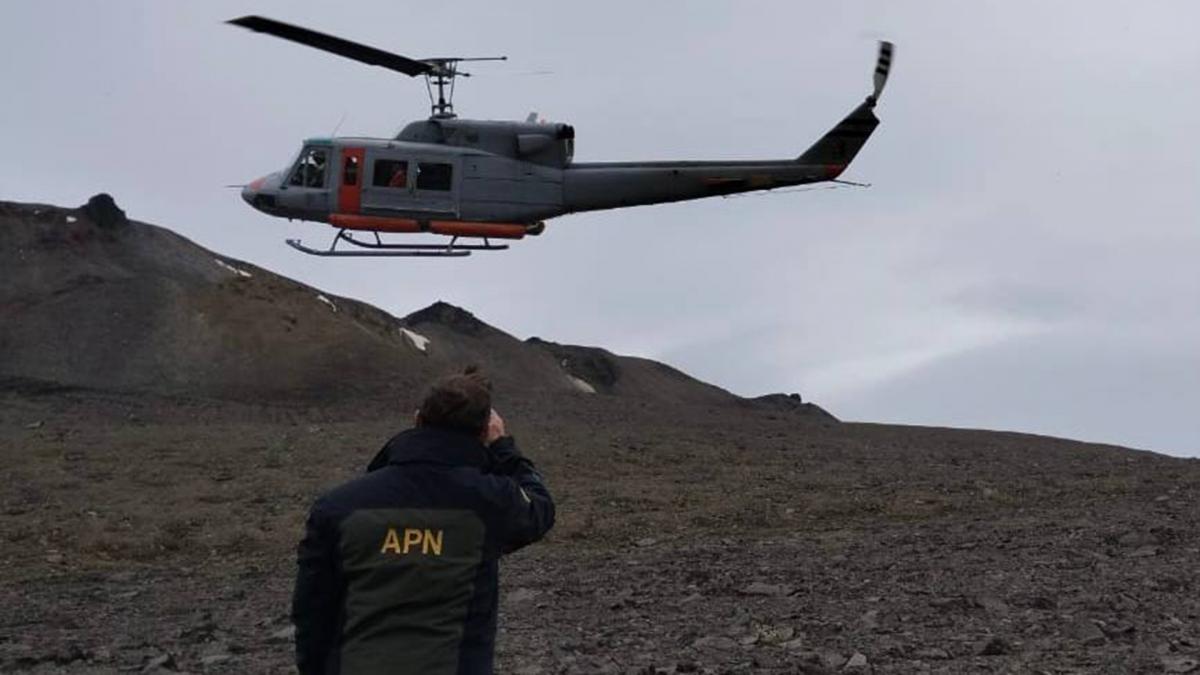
[1,196,428,401]
[0,195,828,416]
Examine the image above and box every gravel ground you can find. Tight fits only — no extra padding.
[2,389,1198,674]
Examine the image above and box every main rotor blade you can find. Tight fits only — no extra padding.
[227,16,432,77]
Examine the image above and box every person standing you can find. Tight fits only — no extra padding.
[292,368,555,674]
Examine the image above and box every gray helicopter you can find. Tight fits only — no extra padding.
[231,16,893,257]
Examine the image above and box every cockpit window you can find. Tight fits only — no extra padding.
[288,147,328,188]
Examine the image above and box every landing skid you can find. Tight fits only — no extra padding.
[286,229,510,258]
[286,239,468,257]
[337,231,509,252]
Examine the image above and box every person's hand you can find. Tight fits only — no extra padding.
[483,409,506,446]
[482,411,530,475]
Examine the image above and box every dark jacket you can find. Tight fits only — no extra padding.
[291,427,555,675]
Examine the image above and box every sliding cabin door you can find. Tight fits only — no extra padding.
[361,152,460,219]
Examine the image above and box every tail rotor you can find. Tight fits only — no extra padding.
[871,41,894,104]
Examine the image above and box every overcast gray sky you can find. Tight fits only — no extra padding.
[3,2,1197,456]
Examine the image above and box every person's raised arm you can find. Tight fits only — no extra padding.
[482,411,555,553]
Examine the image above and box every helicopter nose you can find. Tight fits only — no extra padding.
[241,176,269,209]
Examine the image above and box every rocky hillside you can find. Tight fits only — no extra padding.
[0,196,830,417]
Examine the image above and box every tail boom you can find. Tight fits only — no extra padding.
[562,160,838,213]
[561,41,892,214]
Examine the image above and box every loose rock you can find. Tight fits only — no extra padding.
[142,652,176,672]
[845,652,869,669]
[819,651,847,669]
[1163,656,1200,673]
[690,635,738,650]
[200,653,233,667]
[1073,619,1107,647]
[755,624,795,645]
[507,587,540,604]
[740,582,793,597]
[975,595,1009,615]
[779,637,807,650]
[975,636,1009,656]
[861,609,880,630]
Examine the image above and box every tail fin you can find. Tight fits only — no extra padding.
[798,41,893,176]
[796,101,880,170]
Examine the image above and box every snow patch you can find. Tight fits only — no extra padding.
[400,327,430,352]
[316,294,338,312]
[567,375,596,394]
[65,215,77,223]
[214,259,252,278]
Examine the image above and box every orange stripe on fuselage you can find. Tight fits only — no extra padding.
[328,214,527,239]
[429,221,526,239]
[329,214,420,233]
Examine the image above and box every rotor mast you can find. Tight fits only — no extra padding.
[423,57,507,119]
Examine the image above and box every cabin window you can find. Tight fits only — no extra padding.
[288,148,328,188]
[373,159,409,189]
[342,155,359,186]
[416,162,453,191]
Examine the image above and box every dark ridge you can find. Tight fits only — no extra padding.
[749,392,839,421]
[403,301,494,336]
[80,193,128,230]
[527,338,621,392]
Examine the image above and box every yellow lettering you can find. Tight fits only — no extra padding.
[422,529,443,556]
[381,528,402,554]
[402,528,423,554]
[382,526,445,556]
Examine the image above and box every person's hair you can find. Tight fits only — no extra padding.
[417,366,492,435]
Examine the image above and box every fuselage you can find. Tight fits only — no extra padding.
[241,112,866,238]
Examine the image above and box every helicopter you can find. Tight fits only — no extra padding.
[230,16,894,258]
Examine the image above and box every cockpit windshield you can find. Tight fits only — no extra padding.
[288,146,328,188]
